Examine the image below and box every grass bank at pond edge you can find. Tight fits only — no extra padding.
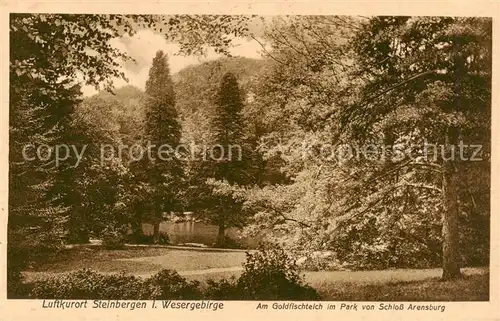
[313,273,489,301]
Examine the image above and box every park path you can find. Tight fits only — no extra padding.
[22,266,488,284]
[178,266,243,276]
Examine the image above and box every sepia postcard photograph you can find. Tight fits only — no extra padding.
[1,1,499,320]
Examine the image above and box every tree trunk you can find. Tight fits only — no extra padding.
[153,208,161,244]
[131,218,143,241]
[131,204,143,242]
[153,220,160,244]
[68,203,89,244]
[79,225,90,244]
[69,222,89,244]
[441,130,462,280]
[68,226,89,244]
[216,221,226,247]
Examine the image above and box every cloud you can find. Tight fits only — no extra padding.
[81,30,265,97]
[228,37,265,58]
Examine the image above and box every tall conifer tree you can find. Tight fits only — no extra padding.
[210,72,250,245]
[143,50,184,243]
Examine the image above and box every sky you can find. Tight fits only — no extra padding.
[81,30,266,97]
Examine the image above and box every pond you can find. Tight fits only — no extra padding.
[141,221,259,248]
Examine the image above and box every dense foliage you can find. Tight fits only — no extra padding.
[236,245,319,300]
[234,16,490,278]
[8,13,253,292]
[9,14,491,296]
[30,269,201,300]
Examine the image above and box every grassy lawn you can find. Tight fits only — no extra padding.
[26,246,248,276]
[182,269,489,301]
[312,273,489,301]
[22,246,489,301]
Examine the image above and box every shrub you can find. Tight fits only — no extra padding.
[7,243,27,298]
[142,269,201,299]
[101,273,147,299]
[157,232,169,245]
[29,268,201,300]
[204,277,238,300]
[7,230,63,298]
[125,232,150,244]
[126,233,154,244]
[101,227,126,250]
[30,269,144,299]
[126,232,169,245]
[218,236,244,249]
[297,252,350,272]
[236,245,320,300]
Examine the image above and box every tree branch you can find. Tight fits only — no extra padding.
[279,215,311,228]
[267,205,312,228]
[404,182,442,194]
[250,35,287,66]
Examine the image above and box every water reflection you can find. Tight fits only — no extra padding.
[141,221,257,248]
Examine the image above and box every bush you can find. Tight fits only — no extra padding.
[126,233,153,244]
[297,252,350,272]
[126,232,169,245]
[7,243,27,298]
[30,268,201,300]
[143,269,201,299]
[236,245,320,300]
[215,236,245,249]
[30,269,144,299]
[125,232,151,244]
[157,232,169,245]
[204,277,238,300]
[101,227,126,250]
[7,230,63,298]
